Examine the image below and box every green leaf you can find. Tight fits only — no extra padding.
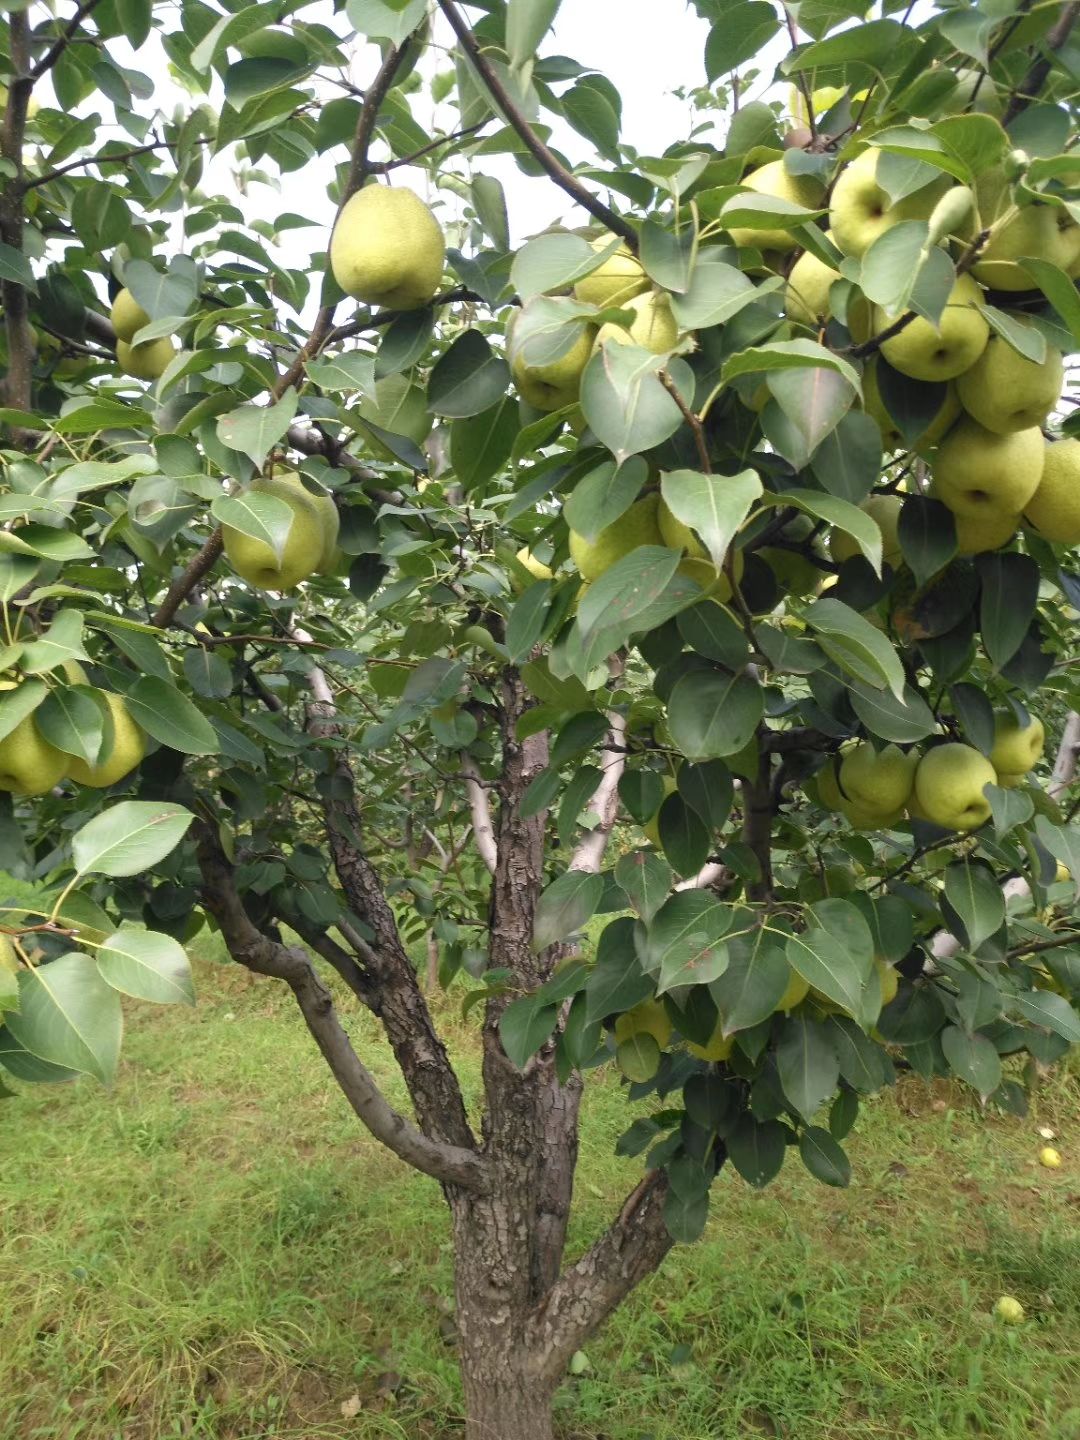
[615,850,673,923]
[940,1025,1001,1100]
[506,581,552,664]
[0,1027,81,1083]
[584,916,654,1023]
[983,306,1046,364]
[721,339,861,394]
[1012,990,1080,1045]
[766,366,856,458]
[580,348,691,464]
[306,351,377,392]
[784,18,919,74]
[1034,817,1080,891]
[798,1125,851,1187]
[710,932,790,1035]
[776,1012,840,1122]
[450,398,518,490]
[72,801,195,879]
[212,491,294,563]
[766,489,882,574]
[663,1179,710,1244]
[986,784,1034,839]
[639,219,694,293]
[510,232,601,301]
[97,926,195,1006]
[668,251,763,330]
[660,468,762,574]
[183,648,233,700]
[804,597,906,700]
[507,0,562,68]
[677,601,751,669]
[533,869,605,951]
[667,669,763,761]
[499,992,559,1068]
[215,390,299,468]
[125,678,220,755]
[786,899,874,1024]
[727,1113,787,1188]
[428,330,510,419]
[576,546,682,638]
[977,552,1039,671]
[0,526,93,562]
[1014,255,1080,345]
[0,242,37,293]
[898,496,957,588]
[35,686,107,764]
[658,793,710,877]
[123,256,198,320]
[705,2,781,77]
[0,679,46,743]
[850,682,936,743]
[826,1016,892,1093]
[376,308,436,379]
[5,954,121,1083]
[678,759,734,831]
[346,0,426,43]
[564,457,647,543]
[20,609,90,675]
[810,411,881,505]
[943,860,1004,951]
[561,75,622,162]
[646,891,734,993]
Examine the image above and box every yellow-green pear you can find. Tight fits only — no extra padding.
[67,691,146,788]
[829,494,903,569]
[568,494,663,582]
[1023,439,1080,545]
[838,795,905,830]
[774,968,810,1013]
[785,246,841,327]
[222,472,334,591]
[515,547,553,581]
[117,336,176,380]
[839,741,918,814]
[862,360,960,452]
[685,1022,734,1062]
[972,201,1080,292]
[330,185,445,309]
[512,324,595,411]
[573,235,649,307]
[989,711,1043,781]
[110,288,152,342]
[0,713,68,795]
[875,274,989,383]
[658,496,705,559]
[614,998,671,1048]
[954,509,1018,555]
[814,755,844,810]
[913,743,996,831]
[594,290,678,354]
[931,419,1044,521]
[955,327,1063,434]
[726,159,825,253]
[829,149,952,258]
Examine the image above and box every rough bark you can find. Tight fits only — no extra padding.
[195,822,485,1190]
[1,14,34,417]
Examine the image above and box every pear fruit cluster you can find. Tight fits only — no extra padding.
[769,148,1080,558]
[110,285,178,380]
[222,472,340,591]
[0,669,146,797]
[814,710,1044,835]
[510,232,682,414]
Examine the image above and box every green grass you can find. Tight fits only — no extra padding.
[1,949,1079,1440]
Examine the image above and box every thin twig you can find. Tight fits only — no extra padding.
[1002,1,1080,124]
[29,0,104,81]
[436,0,638,249]
[659,369,710,472]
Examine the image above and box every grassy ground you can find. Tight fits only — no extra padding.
[2,947,1079,1440]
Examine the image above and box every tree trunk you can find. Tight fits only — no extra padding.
[451,1181,559,1440]
[459,1351,556,1440]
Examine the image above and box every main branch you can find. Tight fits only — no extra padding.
[195,822,486,1191]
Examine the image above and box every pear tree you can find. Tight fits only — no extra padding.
[3,2,1080,1438]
